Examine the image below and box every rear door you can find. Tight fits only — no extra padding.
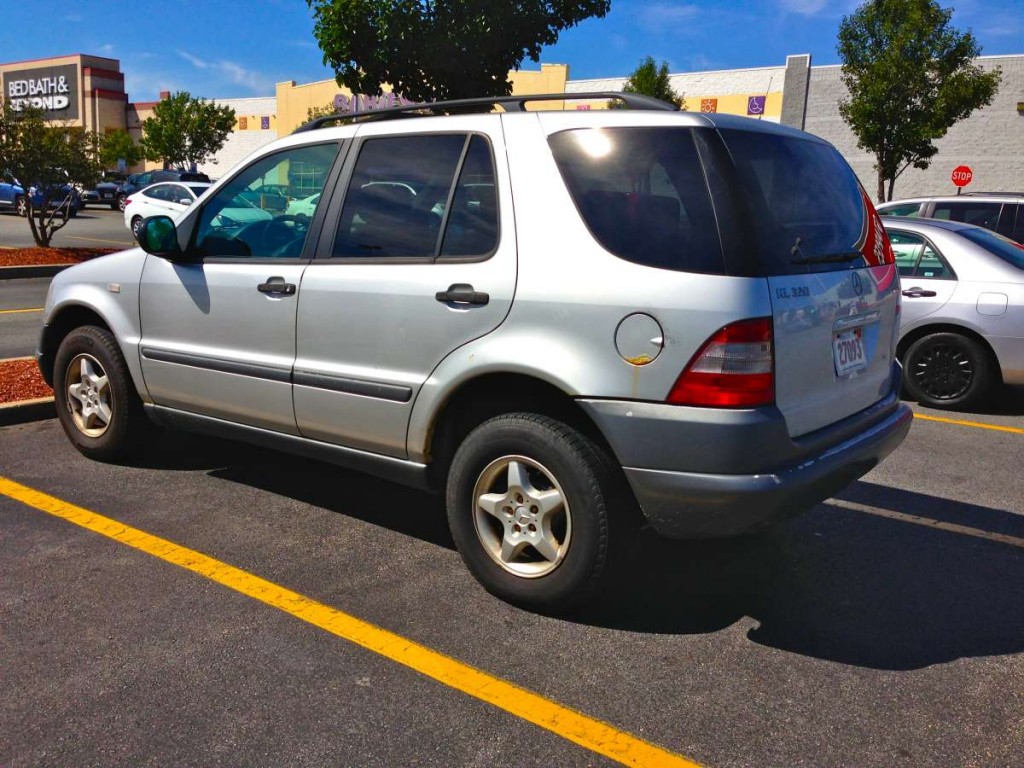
[888,228,957,327]
[718,128,900,437]
[292,119,515,458]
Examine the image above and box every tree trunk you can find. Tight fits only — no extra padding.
[876,166,885,203]
[887,177,897,203]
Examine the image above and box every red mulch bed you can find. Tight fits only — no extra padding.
[0,358,53,404]
[0,247,118,268]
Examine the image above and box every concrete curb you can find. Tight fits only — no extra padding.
[0,264,74,280]
[0,396,55,426]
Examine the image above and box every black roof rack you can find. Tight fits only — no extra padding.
[292,91,678,134]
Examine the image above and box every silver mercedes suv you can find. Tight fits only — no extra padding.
[38,93,912,612]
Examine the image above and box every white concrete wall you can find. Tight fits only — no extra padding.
[198,96,279,178]
[804,55,1023,200]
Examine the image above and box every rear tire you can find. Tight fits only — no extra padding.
[14,195,27,217]
[117,194,128,212]
[53,326,151,462]
[446,413,636,613]
[903,332,994,409]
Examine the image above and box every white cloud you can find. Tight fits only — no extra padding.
[636,2,701,30]
[177,51,275,96]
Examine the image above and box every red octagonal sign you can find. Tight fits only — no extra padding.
[951,165,973,188]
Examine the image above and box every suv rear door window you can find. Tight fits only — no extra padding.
[548,127,724,273]
[333,133,497,259]
[932,201,1001,230]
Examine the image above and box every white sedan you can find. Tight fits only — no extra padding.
[124,182,212,239]
[285,192,320,219]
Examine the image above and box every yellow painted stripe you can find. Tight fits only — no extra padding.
[0,307,42,315]
[0,475,701,768]
[830,499,1024,549]
[67,236,134,247]
[914,412,1024,435]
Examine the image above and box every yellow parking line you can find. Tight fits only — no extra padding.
[0,475,701,768]
[829,499,1024,549]
[0,307,42,315]
[914,413,1024,435]
[66,236,133,246]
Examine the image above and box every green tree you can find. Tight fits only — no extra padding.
[306,102,338,122]
[307,0,611,103]
[616,56,685,109]
[97,129,144,170]
[0,101,102,247]
[837,0,1000,202]
[141,91,235,170]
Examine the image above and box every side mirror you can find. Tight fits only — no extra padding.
[137,216,187,261]
[178,198,193,206]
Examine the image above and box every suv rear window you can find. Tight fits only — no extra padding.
[719,129,884,274]
[548,128,724,274]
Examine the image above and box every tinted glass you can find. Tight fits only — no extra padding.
[719,129,884,274]
[333,134,466,258]
[958,227,1024,270]
[916,243,950,278]
[440,136,498,257]
[1009,205,1024,245]
[888,230,923,276]
[144,184,170,201]
[194,143,338,259]
[188,185,209,198]
[548,128,723,273]
[933,202,1001,231]
[878,203,923,217]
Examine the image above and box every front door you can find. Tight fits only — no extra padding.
[138,142,341,433]
[293,122,516,457]
[888,228,957,328]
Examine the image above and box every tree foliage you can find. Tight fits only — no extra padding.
[837,0,1000,201]
[0,101,102,247]
[98,129,144,169]
[614,56,685,109]
[141,92,235,170]
[306,102,338,122]
[307,0,611,103]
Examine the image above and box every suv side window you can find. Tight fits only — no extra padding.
[932,201,1001,230]
[548,127,722,273]
[333,133,496,259]
[193,143,339,260]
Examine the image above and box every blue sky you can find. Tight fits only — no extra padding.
[2,0,1021,101]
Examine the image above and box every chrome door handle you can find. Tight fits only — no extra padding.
[902,288,937,298]
[258,278,296,296]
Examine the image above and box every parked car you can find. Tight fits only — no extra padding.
[285,192,320,219]
[81,172,127,209]
[123,181,213,238]
[878,193,1024,244]
[38,93,911,612]
[28,181,83,218]
[0,175,27,216]
[884,217,1024,409]
[116,170,211,212]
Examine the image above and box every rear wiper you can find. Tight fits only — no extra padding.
[789,238,862,265]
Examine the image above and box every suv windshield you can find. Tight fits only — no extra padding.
[959,226,1024,270]
[719,128,891,274]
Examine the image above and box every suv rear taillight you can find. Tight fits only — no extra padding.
[667,318,774,407]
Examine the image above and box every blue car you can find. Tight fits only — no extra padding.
[0,176,28,216]
[27,181,83,218]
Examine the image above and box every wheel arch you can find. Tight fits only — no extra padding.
[897,323,1003,384]
[420,372,618,491]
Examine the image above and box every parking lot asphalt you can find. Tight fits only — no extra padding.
[0,278,49,358]
[1,396,1022,767]
[0,206,134,251]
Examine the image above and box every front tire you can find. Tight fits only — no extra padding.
[53,326,150,462]
[446,413,635,613]
[903,332,994,409]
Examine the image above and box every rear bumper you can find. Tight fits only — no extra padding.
[621,403,911,537]
[579,366,912,537]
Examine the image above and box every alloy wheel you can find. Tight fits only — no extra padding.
[64,353,113,437]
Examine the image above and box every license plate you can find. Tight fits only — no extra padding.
[101,192,112,198]
[833,328,868,377]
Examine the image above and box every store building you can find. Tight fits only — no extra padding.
[4,51,1022,198]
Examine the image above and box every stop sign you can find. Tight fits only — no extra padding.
[951,165,973,188]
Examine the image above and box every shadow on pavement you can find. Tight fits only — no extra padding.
[909,383,1024,417]
[138,431,1024,671]
[579,479,1024,671]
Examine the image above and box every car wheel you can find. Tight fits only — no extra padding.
[131,216,144,240]
[53,326,150,462]
[446,413,636,613]
[117,194,127,212]
[903,332,994,409]
[110,202,119,211]
[14,196,27,217]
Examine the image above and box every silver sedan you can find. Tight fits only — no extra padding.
[885,217,1024,409]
